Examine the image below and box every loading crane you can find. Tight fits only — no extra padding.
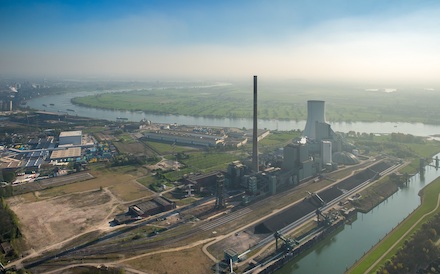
[315,208,332,227]
[274,230,298,252]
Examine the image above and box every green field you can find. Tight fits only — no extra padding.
[71,82,440,124]
[349,176,440,273]
[163,151,240,181]
[259,130,301,152]
[144,141,195,155]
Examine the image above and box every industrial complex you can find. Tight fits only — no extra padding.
[0,76,411,274]
[0,130,104,183]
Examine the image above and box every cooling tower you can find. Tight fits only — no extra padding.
[303,100,326,140]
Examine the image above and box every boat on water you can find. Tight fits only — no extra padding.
[66,109,75,112]
[116,117,128,120]
[42,104,47,107]
[50,103,55,106]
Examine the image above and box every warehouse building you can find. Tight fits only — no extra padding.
[50,147,82,161]
[143,131,224,147]
[59,131,82,146]
[128,197,176,218]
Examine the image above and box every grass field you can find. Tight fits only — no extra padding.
[71,82,440,124]
[258,130,301,153]
[349,176,440,273]
[136,175,157,188]
[162,151,240,181]
[144,140,196,155]
[113,141,147,155]
[123,244,213,274]
[182,152,239,172]
[35,166,150,202]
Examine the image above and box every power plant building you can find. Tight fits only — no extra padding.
[281,99,356,185]
[315,122,333,141]
[321,140,332,165]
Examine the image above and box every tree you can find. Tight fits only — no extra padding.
[2,170,16,183]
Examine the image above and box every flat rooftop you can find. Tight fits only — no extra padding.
[51,147,81,160]
[0,160,23,169]
[59,130,82,137]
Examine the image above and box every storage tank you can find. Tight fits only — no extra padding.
[303,100,326,140]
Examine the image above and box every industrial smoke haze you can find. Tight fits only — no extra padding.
[1,1,440,85]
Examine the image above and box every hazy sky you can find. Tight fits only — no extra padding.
[1,0,440,84]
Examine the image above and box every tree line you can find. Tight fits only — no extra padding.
[0,197,21,243]
[377,212,440,273]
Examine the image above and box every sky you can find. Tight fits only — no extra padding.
[1,0,440,84]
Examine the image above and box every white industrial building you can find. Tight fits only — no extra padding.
[59,131,82,146]
[321,140,332,165]
[143,131,224,147]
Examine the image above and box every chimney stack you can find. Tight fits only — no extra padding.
[253,76,259,172]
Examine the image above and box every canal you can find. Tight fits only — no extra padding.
[276,155,440,274]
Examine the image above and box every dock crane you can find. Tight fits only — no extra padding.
[306,191,333,227]
[315,208,332,227]
[274,231,298,252]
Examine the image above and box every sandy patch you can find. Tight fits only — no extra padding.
[8,189,116,250]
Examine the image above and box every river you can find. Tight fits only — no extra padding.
[276,159,440,274]
[25,90,440,137]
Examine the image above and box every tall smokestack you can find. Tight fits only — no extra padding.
[303,100,326,140]
[253,76,259,172]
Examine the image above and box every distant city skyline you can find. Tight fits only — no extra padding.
[1,0,440,84]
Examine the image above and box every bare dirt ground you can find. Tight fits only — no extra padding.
[122,244,214,274]
[209,229,265,259]
[8,188,119,251]
[6,167,155,257]
[113,141,149,155]
[94,131,116,141]
[147,159,183,171]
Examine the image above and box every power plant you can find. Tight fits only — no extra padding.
[225,95,360,204]
[216,86,393,274]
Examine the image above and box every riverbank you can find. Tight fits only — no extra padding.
[351,144,440,213]
[25,92,440,136]
[69,85,440,125]
[348,175,440,273]
[351,178,399,213]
